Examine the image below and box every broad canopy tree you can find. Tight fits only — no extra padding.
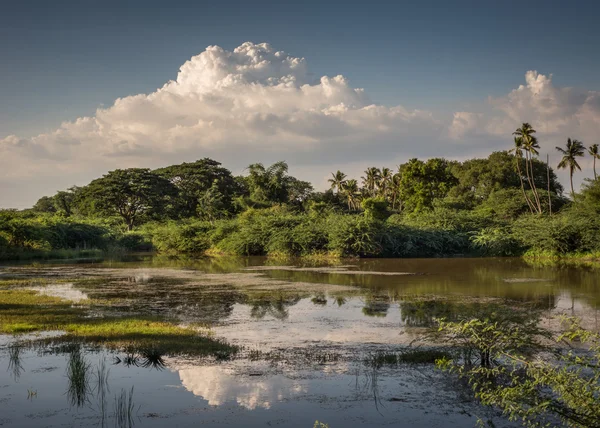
[82,168,176,230]
[397,158,458,212]
[154,158,240,218]
[244,161,313,205]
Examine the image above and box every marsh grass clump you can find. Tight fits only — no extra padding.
[114,386,137,428]
[95,358,110,425]
[248,349,263,361]
[138,348,166,370]
[66,348,91,407]
[8,343,24,381]
[311,294,328,306]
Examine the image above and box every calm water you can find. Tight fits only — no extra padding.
[1,257,599,427]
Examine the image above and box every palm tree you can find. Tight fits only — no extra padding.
[246,161,289,203]
[379,167,393,199]
[342,179,360,210]
[513,123,542,213]
[390,173,401,210]
[588,144,599,180]
[509,136,535,214]
[361,167,381,197]
[556,138,586,196]
[328,171,347,194]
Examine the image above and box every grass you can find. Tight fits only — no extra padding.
[0,289,238,358]
[66,348,92,407]
[114,386,137,428]
[523,249,600,267]
[0,290,84,333]
[95,358,110,425]
[8,343,24,381]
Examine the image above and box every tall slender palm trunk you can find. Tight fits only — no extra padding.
[547,154,552,215]
[523,152,540,213]
[516,156,535,214]
[527,154,543,213]
[570,167,575,197]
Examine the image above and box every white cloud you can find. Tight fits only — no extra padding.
[1,42,599,208]
[485,70,599,137]
[173,364,305,410]
[448,112,482,140]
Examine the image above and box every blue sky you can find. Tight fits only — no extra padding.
[1,0,599,207]
[3,0,599,137]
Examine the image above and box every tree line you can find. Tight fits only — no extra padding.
[1,122,599,260]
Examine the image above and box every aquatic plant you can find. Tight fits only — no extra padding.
[113,386,137,428]
[66,348,91,407]
[8,343,24,381]
[139,348,166,370]
[94,358,110,422]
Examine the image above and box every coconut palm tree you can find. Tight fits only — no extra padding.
[342,179,360,210]
[328,171,347,194]
[513,123,542,213]
[588,143,599,180]
[509,136,535,214]
[390,173,402,210]
[556,138,586,196]
[361,167,381,197]
[379,167,393,199]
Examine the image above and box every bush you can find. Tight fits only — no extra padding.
[471,227,523,256]
[327,215,380,257]
[118,233,153,252]
[146,221,213,255]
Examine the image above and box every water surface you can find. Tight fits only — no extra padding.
[1,257,598,427]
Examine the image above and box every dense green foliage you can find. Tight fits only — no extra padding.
[437,317,600,427]
[2,123,599,260]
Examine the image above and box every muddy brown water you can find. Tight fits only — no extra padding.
[0,256,598,427]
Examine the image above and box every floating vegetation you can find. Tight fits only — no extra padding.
[66,348,91,407]
[1,289,238,358]
[365,348,453,368]
[311,293,328,306]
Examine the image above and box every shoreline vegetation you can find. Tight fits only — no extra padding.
[2,123,599,264]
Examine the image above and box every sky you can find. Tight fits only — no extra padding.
[1,0,600,208]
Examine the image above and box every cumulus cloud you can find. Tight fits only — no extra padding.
[486,70,600,137]
[1,42,599,208]
[174,364,305,410]
[452,71,600,186]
